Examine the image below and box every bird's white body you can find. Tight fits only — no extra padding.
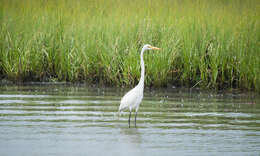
[119,82,143,113]
[118,44,160,127]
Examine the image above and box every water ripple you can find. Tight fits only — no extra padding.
[0,86,260,155]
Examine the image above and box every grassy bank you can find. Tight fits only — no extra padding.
[0,0,259,91]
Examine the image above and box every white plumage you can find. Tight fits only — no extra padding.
[119,83,143,112]
[119,44,160,128]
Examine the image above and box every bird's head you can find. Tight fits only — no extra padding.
[142,44,160,51]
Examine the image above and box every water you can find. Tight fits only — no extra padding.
[0,84,260,156]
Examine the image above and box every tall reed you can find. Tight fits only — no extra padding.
[0,0,259,91]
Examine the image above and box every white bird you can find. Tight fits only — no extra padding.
[119,44,160,128]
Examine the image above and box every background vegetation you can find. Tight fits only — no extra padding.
[0,0,259,91]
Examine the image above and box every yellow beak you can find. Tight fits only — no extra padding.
[151,46,160,50]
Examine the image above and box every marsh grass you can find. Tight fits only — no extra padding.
[0,0,259,91]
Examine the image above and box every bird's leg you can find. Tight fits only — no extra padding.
[128,111,131,128]
[134,111,138,128]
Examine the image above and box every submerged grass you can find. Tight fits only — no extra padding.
[0,0,259,91]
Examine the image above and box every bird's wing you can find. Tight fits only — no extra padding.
[119,87,140,112]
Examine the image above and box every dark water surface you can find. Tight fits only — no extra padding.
[0,84,260,156]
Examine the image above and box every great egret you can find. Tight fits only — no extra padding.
[119,44,160,128]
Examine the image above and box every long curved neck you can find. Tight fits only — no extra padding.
[138,48,145,87]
